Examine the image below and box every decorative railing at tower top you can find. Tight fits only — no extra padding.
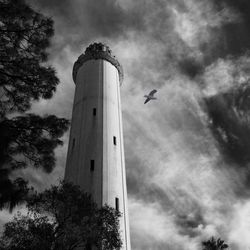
[72,42,124,84]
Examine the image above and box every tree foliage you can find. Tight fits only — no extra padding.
[0,0,57,114]
[0,0,69,210]
[0,177,29,213]
[202,237,229,250]
[0,182,122,250]
[0,114,68,172]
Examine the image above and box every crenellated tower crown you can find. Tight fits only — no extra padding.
[72,42,123,84]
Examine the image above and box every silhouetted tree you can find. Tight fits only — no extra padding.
[0,182,122,250]
[0,0,69,210]
[202,237,229,250]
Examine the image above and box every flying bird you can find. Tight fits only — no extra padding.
[144,89,157,104]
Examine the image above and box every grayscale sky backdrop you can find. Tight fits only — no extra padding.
[2,0,250,249]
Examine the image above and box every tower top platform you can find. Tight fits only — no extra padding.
[72,42,124,84]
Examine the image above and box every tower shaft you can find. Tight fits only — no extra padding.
[64,43,130,250]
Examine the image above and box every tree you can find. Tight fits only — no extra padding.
[202,237,229,250]
[0,182,122,250]
[0,0,69,209]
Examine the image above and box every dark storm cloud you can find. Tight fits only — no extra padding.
[126,154,208,238]
[29,0,250,79]
[194,0,250,202]
[215,0,250,28]
[125,155,146,196]
[200,0,250,63]
[173,0,250,78]
[30,0,225,82]
[226,0,250,17]
[143,184,207,239]
[204,83,250,198]
[202,24,250,64]
[177,212,205,237]
[29,0,146,54]
[205,83,250,166]
[178,57,204,79]
[30,0,194,80]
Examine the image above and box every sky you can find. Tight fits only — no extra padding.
[2,0,250,249]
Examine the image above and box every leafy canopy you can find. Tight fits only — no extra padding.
[202,237,229,250]
[0,182,122,250]
[0,0,69,210]
[0,0,57,114]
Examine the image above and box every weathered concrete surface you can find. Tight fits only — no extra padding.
[65,58,131,250]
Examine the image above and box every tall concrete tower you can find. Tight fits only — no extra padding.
[64,43,131,250]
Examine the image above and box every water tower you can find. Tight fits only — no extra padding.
[64,43,131,250]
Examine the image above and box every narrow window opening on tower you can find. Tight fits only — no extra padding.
[93,108,96,116]
[113,136,116,145]
[72,138,75,150]
[115,197,119,211]
[90,160,95,172]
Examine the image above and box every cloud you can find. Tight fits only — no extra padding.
[201,55,250,196]
[172,0,239,49]
[129,197,199,250]
[229,201,250,250]
[211,0,250,57]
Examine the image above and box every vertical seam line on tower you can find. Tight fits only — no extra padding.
[116,70,128,249]
[101,60,104,207]
[77,69,84,186]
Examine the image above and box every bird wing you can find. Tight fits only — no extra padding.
[149,89,157,96]
[144,98,151,104]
